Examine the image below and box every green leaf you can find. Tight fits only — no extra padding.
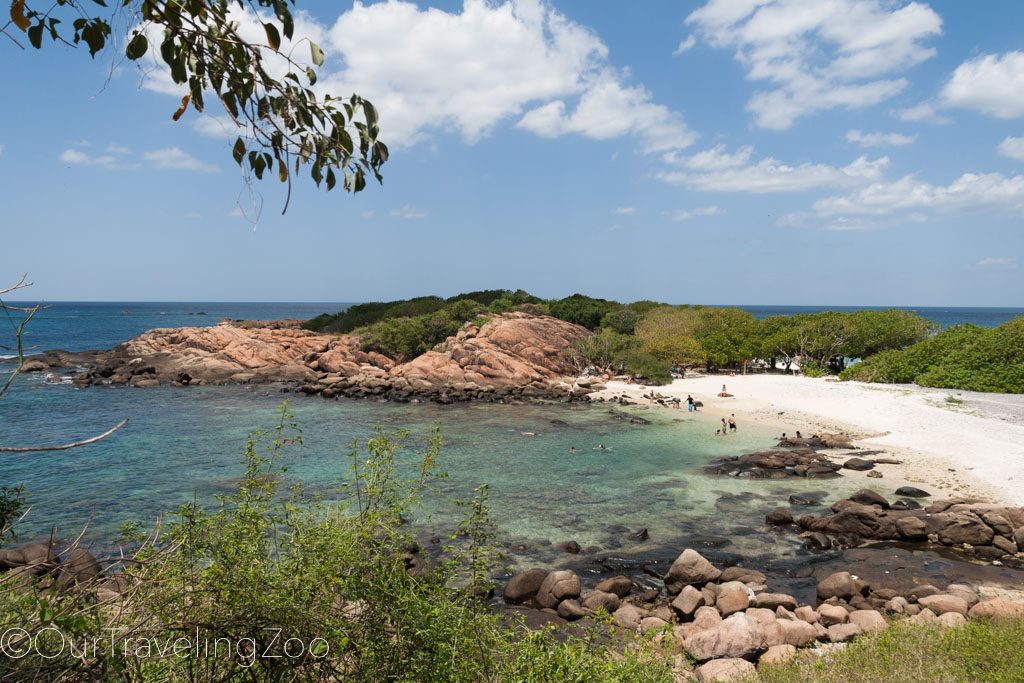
[232,137,246,165]
[263,22,280,51]
[326,168,336,191]
[126,33,148,61]
[305,66,317,86]
[310,41,325,67]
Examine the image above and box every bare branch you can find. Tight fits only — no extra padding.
[0,419,129,452]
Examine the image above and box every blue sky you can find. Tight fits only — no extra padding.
[1,0,1022,305]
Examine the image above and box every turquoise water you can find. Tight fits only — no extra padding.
[1,373,865,569]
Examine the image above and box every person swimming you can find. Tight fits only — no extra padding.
[570,446,577,454]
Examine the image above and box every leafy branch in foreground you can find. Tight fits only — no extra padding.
[5,0,388,210]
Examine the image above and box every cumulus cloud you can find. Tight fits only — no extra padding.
[137,0,693,154]
[389,204,428,219]
[893,101,948,123]
[846,130,916,148]
[941,51,1024,119]
[657,144,889,193]
[673,35,696,56]
[59,148,120,168]
[143,147,219,173]
[780,172,1024,229]
[999,136,1024,161]
[664,206,720,221]
[686,0,942,129]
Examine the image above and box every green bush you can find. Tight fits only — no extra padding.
[619,349,672,385]
[601,308,641,335]
[841,318,1024,393]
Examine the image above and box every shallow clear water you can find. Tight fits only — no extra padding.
[1,374,866,570]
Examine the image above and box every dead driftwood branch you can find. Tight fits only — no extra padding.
[0,419,129,453]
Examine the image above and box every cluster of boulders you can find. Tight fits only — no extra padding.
[502,547,1024,682]
[0,541,124,600]
[28,313,600,403]
[776,491,1024,560]
[706,449,842,479]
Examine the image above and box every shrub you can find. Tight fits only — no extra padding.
[635,307,704,365]
[619,350,672,385]
[549,294,622,329]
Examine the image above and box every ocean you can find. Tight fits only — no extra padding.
[0,302,1020,572]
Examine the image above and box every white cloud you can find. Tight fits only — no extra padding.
[673,35,696,56]
[846,129,916,148]
[136,1,693,155]
[143,147,219,173]
[686,0,942,129]
[516,73,696,152]
[105,145,131,155]
[59,148,119,168]
[612,207,637,215]
[665,206,720,221]
[974,256,1017,269]
[942,51,1024,119]
[893,101,948,123]
[360,210,376,219]
[783,172,1024,230]
[389,204,427,219]
[321,0,694,152]
[657,144,889,193]
[998,136,1024,161]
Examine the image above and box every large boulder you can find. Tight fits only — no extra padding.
[664,549,722,595]
[535,570,581,609]
[503,569,547,605]
[849,489,889,508]
[55,548,102,589]
[696,658,756,682]
[938,514,995,546]
[612,603,646,630]
[817,572,858,601]
[716,581,753,617]
[968,597,1024,621]
[848,610,887,633]
[918,594,969,617]
[777,619,818,647]
[672,585,707,621]
[582,590,621,614]
[595,575,633,597]
[895,486,931,498]
[683,613,768,662]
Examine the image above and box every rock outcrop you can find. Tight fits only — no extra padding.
[41,313,593,403]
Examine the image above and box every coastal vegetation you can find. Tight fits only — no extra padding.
[306,291,949,386]
[841,317,1024,393]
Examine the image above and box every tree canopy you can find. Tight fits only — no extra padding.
[6,0,387,208]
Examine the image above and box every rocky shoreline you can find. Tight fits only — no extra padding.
[19,313,603,403]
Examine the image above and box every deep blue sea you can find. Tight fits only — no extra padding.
[0,302,1020,571]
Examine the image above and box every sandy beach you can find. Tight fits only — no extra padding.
[591,375,1024,506]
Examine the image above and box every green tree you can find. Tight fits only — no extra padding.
[548,294,621,329]
[693,307,758,370]
[566,329,635,373]
[7,0,387,205]
[634,306,703,365]
[843,309,935,359]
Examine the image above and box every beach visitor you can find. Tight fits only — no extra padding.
[570,446,576,454]
[715,429,721,436]
[729,414,737,432]
[687,395,695,411]
[721,418,728,434]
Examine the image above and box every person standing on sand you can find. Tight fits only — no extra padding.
[729,414,737,432]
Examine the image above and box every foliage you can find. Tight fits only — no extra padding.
[0,407,673,681]
[618,349,672,385]
[634,306,704,365]
[692,307,759,370]
[7,0,386,205]
[548,294,622,330]
[755,620,1024,683]
[601,308,641,335]
[357,302,484,361]
[842,317,1024,393]
[566,329,636,373]
[0,484,26,543]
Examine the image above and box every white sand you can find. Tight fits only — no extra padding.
[591,375,1024,506]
